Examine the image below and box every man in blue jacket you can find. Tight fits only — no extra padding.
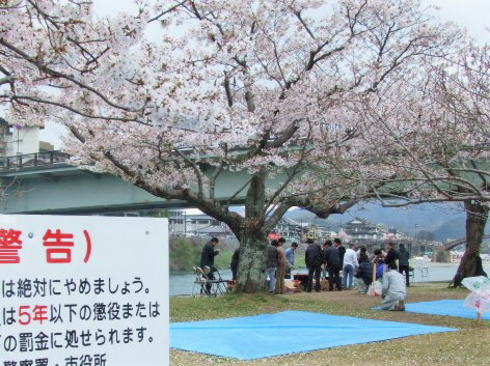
[285,242,298,279]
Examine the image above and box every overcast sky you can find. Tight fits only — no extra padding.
[92,0,490,42]
[40,0,490,147]
[427,0,489,42]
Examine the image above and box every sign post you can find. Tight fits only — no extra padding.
[0,215,169,366]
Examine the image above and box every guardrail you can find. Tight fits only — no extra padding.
[0,151,71,172]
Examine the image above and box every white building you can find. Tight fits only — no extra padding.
[274,218,304,241]
[168,211,234,238]
[341,218,388,243]
[168,210,308,241]
[0,118,41,156]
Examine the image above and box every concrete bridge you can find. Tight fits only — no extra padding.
[0,151,266,215]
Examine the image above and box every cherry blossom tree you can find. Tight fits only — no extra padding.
[417,45,488,287]
[345,43,489,286]
[0,0,462,292]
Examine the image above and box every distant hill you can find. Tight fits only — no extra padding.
[431,217,489,242]
[432,218,466,241]
[284,202,489,242]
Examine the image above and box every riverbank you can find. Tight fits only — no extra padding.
[169,261,490,296]
[170,283,490,366]
[169,236,236,271]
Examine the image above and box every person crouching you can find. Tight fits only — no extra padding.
[380,261,406,311]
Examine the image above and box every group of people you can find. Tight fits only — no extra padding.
[200,236,409,310]
[274,238,410,310]
[266,238,299,294]
[305,238,346,292]
[351,242,410,311]
[374,242,410,311]
[199,236,300,295]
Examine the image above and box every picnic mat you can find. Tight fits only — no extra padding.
[404,299,490,320]
[170,310,456,360]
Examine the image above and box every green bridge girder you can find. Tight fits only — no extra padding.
[0,162,280,215]
[2,151,487,217]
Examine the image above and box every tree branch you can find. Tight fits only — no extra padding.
[0,38,144,113]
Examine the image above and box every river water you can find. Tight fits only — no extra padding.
[169,263,490,296]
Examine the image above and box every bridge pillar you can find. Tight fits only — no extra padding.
[433,248,451,263]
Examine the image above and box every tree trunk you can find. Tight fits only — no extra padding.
[451,200,489,287]
[235,226,268,292]
[235,170,268,293]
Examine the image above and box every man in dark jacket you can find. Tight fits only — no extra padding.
[200,237,220,294]
[230,248,240,281]
[265,240,279,293]
[398,244,410,287]
[305,239,323,292]
[324,240,342,291]
[334,238,346,267]
[384,242,399,268]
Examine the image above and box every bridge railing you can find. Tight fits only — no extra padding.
[0,151,71,172]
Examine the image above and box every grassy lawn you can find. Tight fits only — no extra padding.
[170,283,490,366]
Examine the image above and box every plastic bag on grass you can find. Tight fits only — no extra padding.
[462,276,490,315]
[367,280,382,296]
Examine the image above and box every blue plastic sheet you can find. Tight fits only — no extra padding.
[170,311,456,360]
[405,299,490,320]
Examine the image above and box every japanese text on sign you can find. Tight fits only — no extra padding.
[0,215,169,366]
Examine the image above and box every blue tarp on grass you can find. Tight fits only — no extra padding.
[170,311,456,360]
[404,299,490,320]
